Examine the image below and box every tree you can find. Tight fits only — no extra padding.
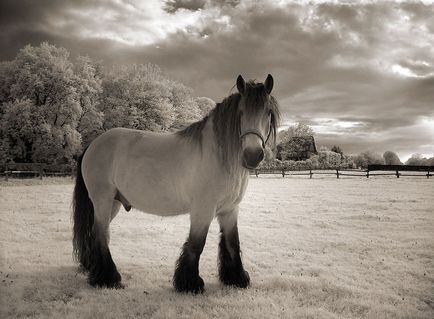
[74,56,104,147]
[99,64,175,132]
[0,43,83,164]
[406,154,433,166]
[278,122,314,143]
[0,99,39,162]
[168,80,202,129]
[331,145,343,156]
[277,136,316,161]
[383,151,402,165]
[354,151,384,169]
[318,151,342,168]
[9,43,81,127]
[0,61,14,106]
[196,97,215,117]
[0,43,214,165]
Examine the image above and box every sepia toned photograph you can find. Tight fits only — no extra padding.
[0,0,433,318]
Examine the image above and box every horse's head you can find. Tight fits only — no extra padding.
[236,74,279,169]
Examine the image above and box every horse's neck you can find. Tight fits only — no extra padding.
[204,115,246,179]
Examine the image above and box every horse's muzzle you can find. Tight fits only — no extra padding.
[242,147,264,169]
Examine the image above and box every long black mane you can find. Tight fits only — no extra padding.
[176,81,280,171]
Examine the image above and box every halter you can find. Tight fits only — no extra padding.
[240,126,272,148]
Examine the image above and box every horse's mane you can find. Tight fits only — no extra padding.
[176,81,280,172]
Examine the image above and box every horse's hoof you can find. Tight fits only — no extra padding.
[221,270,250,288]
[174,275,205,294]
[89,270,123,289]
[113,282,125,289]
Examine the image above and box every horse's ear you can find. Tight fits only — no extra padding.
[237,75,246,95]
[264,74,274,94]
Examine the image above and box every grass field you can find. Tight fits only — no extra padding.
[0,177,433,318]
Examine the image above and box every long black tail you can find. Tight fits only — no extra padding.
[72,148,94,271]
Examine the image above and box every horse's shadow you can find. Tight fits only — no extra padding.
[2,265,247,304]
[2,264,299,315]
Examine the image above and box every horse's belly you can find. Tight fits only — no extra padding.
[124,188,189,216]
[117,175,191,216]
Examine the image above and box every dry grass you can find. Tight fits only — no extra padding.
[0,177,433,318]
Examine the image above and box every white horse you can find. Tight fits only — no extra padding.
[72,74,280,293]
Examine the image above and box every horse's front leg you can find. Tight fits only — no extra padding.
[173,202,215,294]
[217,206,250,288]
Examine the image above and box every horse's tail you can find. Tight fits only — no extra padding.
[72,148,94,270]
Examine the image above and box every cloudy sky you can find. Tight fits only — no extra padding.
[1,0,433,160]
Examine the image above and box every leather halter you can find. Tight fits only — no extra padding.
[240,126,272,148]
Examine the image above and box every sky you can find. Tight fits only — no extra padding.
[0,0,433,160]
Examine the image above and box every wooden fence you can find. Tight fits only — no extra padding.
[251,165,433,179]
[1,163,433,180]
[1,163,74,181]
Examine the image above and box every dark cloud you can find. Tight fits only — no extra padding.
[0,0,432,159]
[163,0,240,14]
[164,0,206,13]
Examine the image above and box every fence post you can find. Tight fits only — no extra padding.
[336,169,340,179]
[38,164,43,180]
[396,170,399,178]
[281,169,285,178]
[367,170,369,178]
[428,170,430,179]
[309,170,313,179]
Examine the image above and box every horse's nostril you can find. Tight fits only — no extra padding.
[257,149,264,162]
[243,148,265,168]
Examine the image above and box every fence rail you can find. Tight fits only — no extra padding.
[1,163,74,181]
[1,163,433,180]
[251,165,433,179]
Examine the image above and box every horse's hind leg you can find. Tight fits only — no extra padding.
[217,207,250,288]
[88,192,123,289]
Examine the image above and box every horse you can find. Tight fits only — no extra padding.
[72,74,280,293]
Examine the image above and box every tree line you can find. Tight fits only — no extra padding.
[0,43,431,170]
[266,123,434,170]
[0,43,215,166]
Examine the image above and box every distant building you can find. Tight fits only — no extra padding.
[276,136,317,161]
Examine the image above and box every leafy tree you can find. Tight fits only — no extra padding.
[318,151,342,168]
[168,80,202,129]
[278,122,314,143]
[99,64,175,131]
[383,151,402,165]
[354,151,384,168]
[0,99,39,162]
[196,96,215,117]
[9,43,81,127]
[331,145,343,156]
[74,56,104,147]
[0,43,219,166]
[406,154,433,166]
[0,43,82,164]
[0,61,14,106]
[277,136,316,161]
